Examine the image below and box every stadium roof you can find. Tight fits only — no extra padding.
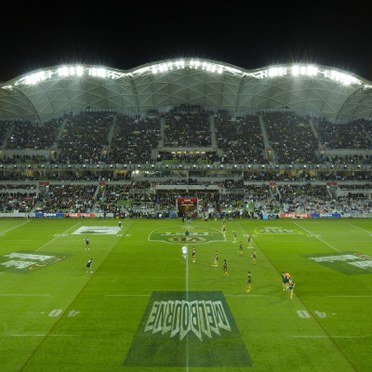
[1,58,372,122]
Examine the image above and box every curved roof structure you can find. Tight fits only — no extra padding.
[1,58,372,121]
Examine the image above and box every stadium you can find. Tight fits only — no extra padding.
[1,58,372,371]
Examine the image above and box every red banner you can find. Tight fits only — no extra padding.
[65,212,95,218]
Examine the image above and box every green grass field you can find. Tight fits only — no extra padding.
[0,217,371,372]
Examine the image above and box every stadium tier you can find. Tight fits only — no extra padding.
[1,59,372,217]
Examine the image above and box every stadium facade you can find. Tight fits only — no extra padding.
[1,58,372,122]
[1,58,372,219]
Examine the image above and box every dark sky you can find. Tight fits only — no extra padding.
[1,4,371,82]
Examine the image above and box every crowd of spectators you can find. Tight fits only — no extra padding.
[1,107,372,167]
[216,115,266,163]
[1,106,372,216]
[163,109,211,147]
[263,111,319,164]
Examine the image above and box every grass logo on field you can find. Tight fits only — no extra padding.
[255,226,299,234]
[72,226,120,235]
[149,226,225,244]
[124,291,252,368]
[306,252,372,274]
[0,251,66,272]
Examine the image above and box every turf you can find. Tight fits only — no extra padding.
[0,218,371,371]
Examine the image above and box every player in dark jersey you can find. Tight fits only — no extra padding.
[185,229,190,242]
[282,271,291,290]
[223,259,228,277]
[246,271,252,292]
[251,250,257,265]
[239,241,243,256]
[86,258,93,273]
[288,278,296,300]
[212,251,219,267]
[192,247,196,263]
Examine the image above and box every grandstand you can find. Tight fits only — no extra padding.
[1,58,372,218]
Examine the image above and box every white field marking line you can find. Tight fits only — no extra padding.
[326,295,372,298]
[35,221,81,252]
[0,294,50,296]
[292,335,368,339]
[105,294,150,297]
[8,334,77,337]
[331,335,369,339]
[0,220,30,234]
[1,240,34,241]
[226,294,271,297]
[346,222,372,235]
[292,221,339,252]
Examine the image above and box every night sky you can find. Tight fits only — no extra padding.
[1,4,371,82]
